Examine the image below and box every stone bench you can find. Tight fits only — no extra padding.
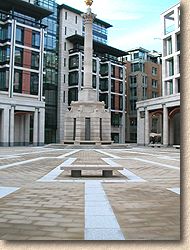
[60,165,124,177]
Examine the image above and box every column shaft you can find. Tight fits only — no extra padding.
[33,109,39,146]
[10,106,15,146]
[163,105,169,146]
[145,108,149,145]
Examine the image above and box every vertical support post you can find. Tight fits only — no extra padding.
[145,108,149,145]
[38,108,45,146]
[25,113,30,146]
[163,105,169,146]
[10,106,15,146]
[33,108,39,146]
[1,108,10,146]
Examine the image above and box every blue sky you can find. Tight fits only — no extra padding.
[56,0,178,52]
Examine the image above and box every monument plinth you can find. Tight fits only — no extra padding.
[63,0,111,145]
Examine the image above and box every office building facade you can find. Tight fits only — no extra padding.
[136,3,180,146]
[124,48,162,142]
[0,0,51,146]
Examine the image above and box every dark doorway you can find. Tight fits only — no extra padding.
[85,118,90,140]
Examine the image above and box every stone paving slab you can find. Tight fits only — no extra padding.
[0,146,180,240]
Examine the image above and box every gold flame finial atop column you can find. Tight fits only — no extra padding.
[84,0,93,7]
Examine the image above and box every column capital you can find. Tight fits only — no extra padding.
[82,11,96,23]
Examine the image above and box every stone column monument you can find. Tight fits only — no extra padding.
[63,0,111,145]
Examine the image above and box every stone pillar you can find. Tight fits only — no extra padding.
[33,108,39,146]
[1,108,9,146]
[145,108,149,145]
[24,114,30,146]
[20,115,25,146]
[38,108,45,146]
[10,106,15,146]
[78,7,97,102]
[83,8,95,90]
[137,108,145,145]
[163,105,169,146]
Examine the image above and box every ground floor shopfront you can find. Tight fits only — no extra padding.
[136,94,180,146]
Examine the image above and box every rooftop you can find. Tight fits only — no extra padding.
[66,34,128,57]
[0,0,52,20]
[59,3,112,29]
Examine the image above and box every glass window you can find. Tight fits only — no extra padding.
[130,87,137,97]
[69,55,79,69]
[134,52,139,59]
[31,51,40,69]
[99,78,108,91]
[92,75,96,89]
[119,67,123,79]
[16,26,24,44]
[32,31,40,48]
[14,70,22,93]
[167,37,172,55]
[69,71,78,86]
[100,63,108,76]
[119,96,123,110]
[111,79,115,92]
[65,12,67,20]
[167,59,174,76]
[152,91,158,98]
[0,69,9,91]
[119,83,123,94]
[130,76,137,85]
[111,65,115,77]
[68,88,78,105]
[111,94,115,109]
[132,63,144,72]
[93,59,97,73]
[75,16,78,24]
[177,34,180,51]
[30,73,39,95]
[0,24,11,42]
[152,79,158,88]
[0,46,10,64]
[111,113,120,126]
[45,69,57,84]
[15,47,23,66]
[152,67,157,76]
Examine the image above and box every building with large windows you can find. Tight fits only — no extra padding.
[0,0,51,146]
[124,47,162,142]
[58,4,127,143]
[34,0,58,144]
[136,3,180,146]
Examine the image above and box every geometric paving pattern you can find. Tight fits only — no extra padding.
[0,146,180,240]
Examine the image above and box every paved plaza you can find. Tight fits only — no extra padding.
[0,145,180,240]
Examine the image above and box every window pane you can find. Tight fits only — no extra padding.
[30,73,39,95]
[14,70,22,93]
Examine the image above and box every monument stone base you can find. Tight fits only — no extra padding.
[63,97,112,145]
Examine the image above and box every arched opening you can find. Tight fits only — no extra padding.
[169,108,180,145]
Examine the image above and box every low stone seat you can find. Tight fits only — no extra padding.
[60,165,123,177]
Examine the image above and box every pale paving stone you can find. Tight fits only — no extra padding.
[0,146,179,240]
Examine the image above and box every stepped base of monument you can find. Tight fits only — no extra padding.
[45,143,132,149]
[61,140,113,145]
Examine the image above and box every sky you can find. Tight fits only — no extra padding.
[56,0,178,52]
